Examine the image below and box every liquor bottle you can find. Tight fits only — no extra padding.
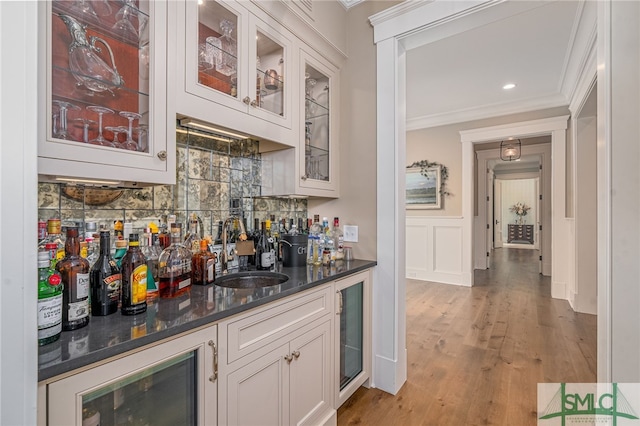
[158,217,170,249]
[120,234,147,315]
[56,226,90,330]
[113,239,128,268]
[184,213,201,254]
[37,251,63,346]
[39,218,65,261]
[158,223,192,298]
[84,234,99,268]
[142,229,159,303]
[90,231,121,316]
[307,216,323,265]
[333,217,345,260]
[192,239,217,285]
[113,220,124,240]
[256,222,274,270]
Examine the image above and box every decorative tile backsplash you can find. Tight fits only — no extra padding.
[38,125,307,236]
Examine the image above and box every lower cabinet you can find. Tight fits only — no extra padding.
[44,324,218,426]
[218,284,335,426]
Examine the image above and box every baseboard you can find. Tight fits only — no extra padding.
[372,349,407,395]
[320,409,337,426]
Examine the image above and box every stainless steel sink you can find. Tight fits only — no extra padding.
[215,271,289,289]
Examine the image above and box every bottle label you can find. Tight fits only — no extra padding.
[206,259,215,281]
[104,273,122,303]
[179,278,191,289]
[38,294,62,330]
[261,251,274,267]
[131,265,147,305]
[67,299,89,321]
[77,273,89,299]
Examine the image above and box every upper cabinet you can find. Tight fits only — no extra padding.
[38,0,175,186]
[261,47,340,198]
[174,0,296,146]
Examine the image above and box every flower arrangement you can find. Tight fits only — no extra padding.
[510,202,531,224]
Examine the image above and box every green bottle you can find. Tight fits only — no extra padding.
[37,251,63,346]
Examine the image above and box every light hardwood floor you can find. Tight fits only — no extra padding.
[337,248,597,426]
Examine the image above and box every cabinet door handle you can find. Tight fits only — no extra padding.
[336,290,343,315]
[157,150,167,161]
[301,174,308,181]
[250,99,258,108]
[208,340,218,382]
[284,354,293,364]
[243,96,251,105]
[292,350,300,360]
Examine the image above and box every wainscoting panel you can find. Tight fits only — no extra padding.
[406,216,465,285]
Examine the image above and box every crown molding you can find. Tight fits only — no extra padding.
[407,93,569,130]
[338,0,366,11]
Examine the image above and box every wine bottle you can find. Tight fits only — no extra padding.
[89,231,121,316]
[120,234,147,315]
[256,222,273,270]
[37,251,63,345]
[56,226,90,330]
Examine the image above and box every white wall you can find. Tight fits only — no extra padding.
[500,178,537,240]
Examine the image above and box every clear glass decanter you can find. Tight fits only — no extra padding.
[217,19,237,77]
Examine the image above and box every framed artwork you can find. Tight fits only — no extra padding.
[406,165,441,209]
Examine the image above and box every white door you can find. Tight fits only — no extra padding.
[494,179,503,248]
[486,170,494,267]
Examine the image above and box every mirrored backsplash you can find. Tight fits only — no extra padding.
[38,126,307,236]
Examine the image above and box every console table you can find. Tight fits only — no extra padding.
[507,224,534,244]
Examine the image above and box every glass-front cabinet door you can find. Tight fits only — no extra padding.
[300,48,338,194]
[38,0,173,185]
[47,326,217,425]
[185,0,292,130]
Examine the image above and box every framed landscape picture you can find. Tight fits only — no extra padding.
[406,165,441,209]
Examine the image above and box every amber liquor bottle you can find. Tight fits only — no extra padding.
[120,234,148,315]
[90,231,121,316]
[192,239,217,285]
[56,226,90,330]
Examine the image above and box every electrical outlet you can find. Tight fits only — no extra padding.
[343,225,358,243]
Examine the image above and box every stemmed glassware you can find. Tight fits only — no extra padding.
[113,0,139,39]
[73,118,96,143]
[119,111,142,151]
[105,126,126,149]
[87,105,115,147]
[134,124,149,152]
[305,76,317,119]
[52,100,80,140]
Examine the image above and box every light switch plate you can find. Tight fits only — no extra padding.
[343,225,358,242]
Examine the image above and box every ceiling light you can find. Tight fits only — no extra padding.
[55,177,123,186]
[179,118,249,140]
[502,83,516,90]
[500,139,521,161]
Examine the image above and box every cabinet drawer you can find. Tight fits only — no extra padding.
[223,285,332,364]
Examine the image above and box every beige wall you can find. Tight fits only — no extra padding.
[308,1,398,261]
[406,106,570,218]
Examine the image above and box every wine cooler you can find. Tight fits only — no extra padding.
[335,270,371,406]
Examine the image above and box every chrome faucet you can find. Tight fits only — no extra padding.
[220,216,247,275]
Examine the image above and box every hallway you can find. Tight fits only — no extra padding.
[338,248,597,425]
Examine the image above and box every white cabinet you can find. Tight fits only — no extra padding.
[218,285,335,425]
[45,324,217,425]
[334,270,371,407]
[261,47,340,198]
[173,0,297,146]
[37,0,175,186]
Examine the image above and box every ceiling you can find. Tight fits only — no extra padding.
[405,1,585,129]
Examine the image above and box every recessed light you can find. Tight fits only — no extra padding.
[503,83,517,90]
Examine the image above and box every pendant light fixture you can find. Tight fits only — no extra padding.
[500,139,521,161]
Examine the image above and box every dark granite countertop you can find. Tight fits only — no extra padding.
[38,259,376,382]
